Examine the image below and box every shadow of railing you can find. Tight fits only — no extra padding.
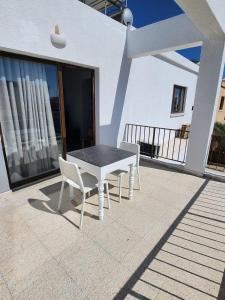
[113,179,225,300]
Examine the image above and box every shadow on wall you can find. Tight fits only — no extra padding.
[100,36,132,146]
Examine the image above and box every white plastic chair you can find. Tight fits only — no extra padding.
[58,157,110,229]
[113,141,141,202]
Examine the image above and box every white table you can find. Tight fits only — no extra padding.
[67,145,136,221]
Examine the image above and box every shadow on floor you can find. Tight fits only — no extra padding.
[26,159,175,219]
[113,179,225,300]
[27,180,117,228]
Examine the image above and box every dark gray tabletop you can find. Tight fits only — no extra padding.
[68,145,135,167]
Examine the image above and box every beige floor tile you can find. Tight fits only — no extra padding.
[93,221,142,262]
[60,201,113,238]
[156,247,223,284]
[14,259,88,300]
[147,258,220,298]
[121,237,159,274]
[183,212,225,232]
[56,238,119,295]
[0,206,26,233]
[39,224,86,258]
[3,188,48,207]
[0,214,26,237]
[168,234,225,262]
[188,207,225,224]
[0,279,12,300]
[155,290,181,300]
[175,223,225,250]
[0,221,38,264]
[181,214,225,236]
[0,197,13,209]
[15,202,46,221]
[26,211,73,238]
[1,241,52,296]
[162,242,225,273]
[90,263,133,299]
[117,208,160,238]
[0,162,225,299]
[124,278,160,300]
[157,276,217,300]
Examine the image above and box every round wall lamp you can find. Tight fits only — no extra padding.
[122,8,133,27]
[51,25,67,48]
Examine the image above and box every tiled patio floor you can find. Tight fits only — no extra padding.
[0,160,225,299]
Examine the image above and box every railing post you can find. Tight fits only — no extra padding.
[151,127,156,158]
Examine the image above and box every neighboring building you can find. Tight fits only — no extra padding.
[0,0,201,192]
[215,79,225,124]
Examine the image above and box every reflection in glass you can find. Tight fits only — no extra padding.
[0,56,62,186]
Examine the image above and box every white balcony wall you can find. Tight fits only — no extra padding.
[118,54,197,142]
[0,0,198,191]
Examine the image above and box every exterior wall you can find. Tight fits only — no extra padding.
[0,0,198,192]
[118,55,197,142]
[215,81,225,124]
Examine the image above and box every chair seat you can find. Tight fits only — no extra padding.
[111,169,127,177]
[81,172,98,193]
[112,166,137,177]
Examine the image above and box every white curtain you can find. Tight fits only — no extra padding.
[0,56,59,182]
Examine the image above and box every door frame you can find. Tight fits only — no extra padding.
[0,51,96,189]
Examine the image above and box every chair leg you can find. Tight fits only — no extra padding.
[137,167,141,190]
[58,181,65,211]
[118,175,122,203]
[69,185,74,200]
[87,191,91,198]
[105,182,110,209]
[79,193,86,230]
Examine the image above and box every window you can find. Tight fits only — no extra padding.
[0,55,63,187]
[219,96,225,110]
[171,85,187,115]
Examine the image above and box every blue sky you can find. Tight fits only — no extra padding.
[128,0,225,78]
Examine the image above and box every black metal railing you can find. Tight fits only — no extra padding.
[207,134,225,172]
[124,123,190,163]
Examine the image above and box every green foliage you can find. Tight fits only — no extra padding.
[213,122,225,136]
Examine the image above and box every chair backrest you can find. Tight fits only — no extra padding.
[58,157,84,191]
[120,141,140,167]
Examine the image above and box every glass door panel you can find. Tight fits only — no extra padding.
[0,56,62,187]
[62,65,95,152]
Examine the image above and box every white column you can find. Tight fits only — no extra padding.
[185,39,225,175]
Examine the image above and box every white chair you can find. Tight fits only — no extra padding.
[113,141,141,202]
[58,157,110,229]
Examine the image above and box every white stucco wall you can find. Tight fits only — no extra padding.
[119,55,197,134]
[0,0,198,191]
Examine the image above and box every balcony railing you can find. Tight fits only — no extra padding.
[124,123,189,164]
[207,134,225,172]
[124,123,225,173]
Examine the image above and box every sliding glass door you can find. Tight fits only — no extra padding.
[62,65,95,152]
[0,55,63,187]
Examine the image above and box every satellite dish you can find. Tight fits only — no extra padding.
[122,8,133,27]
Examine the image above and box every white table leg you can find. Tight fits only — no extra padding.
[98,180,105,221]
[129,163,135,200]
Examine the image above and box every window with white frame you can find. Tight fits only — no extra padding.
[171,85,187,115]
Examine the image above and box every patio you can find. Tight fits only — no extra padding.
[1,159,225,299]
